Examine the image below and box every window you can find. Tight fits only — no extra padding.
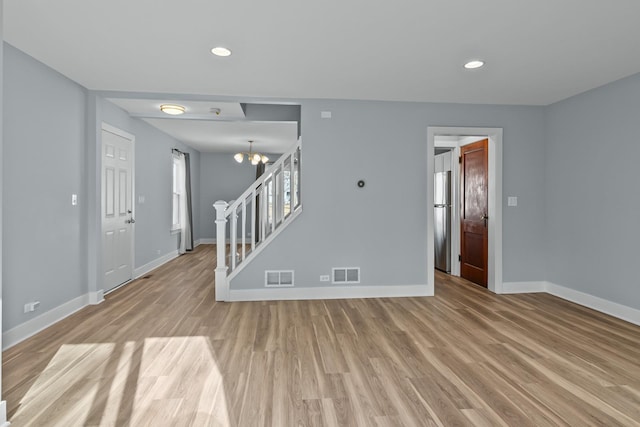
[172,155,181,231]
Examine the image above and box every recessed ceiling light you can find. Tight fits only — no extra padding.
[160,104,185,115]
[464,60,485,70]
[211,47,232,57]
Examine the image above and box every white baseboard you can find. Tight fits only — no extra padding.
[88,289,104,305]
[2,293,90,350]
[500,280,640,327]
[134,250,179,279]
[229,284,431,302]
[546,282,640,327]
[0,400,7,427]
[501,281,547,294]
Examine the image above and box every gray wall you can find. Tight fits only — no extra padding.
[199,152,258,239]
[100,99,201,267]
[232,99,547,289]
[3,44,87,330]
[2,44,203,333]
[545,72,640,310]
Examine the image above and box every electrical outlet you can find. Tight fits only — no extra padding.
[24,301,40,313]
[156,249,161,255]
[320,275,330,282]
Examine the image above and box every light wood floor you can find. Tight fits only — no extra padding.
[4,245,640,426]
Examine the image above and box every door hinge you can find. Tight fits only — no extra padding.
[458,156,462,163]
[458,254,462,261]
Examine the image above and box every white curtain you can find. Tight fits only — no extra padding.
[175,152,191,254]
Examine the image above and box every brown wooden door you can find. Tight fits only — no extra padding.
[460,139,488,287]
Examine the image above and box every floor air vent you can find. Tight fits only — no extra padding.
[265,270,294,287]
[332,267,360,284]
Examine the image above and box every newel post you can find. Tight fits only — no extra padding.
[214,200,229,301]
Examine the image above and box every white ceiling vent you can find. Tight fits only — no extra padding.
[265,270,294,287]
[332,267,360,284]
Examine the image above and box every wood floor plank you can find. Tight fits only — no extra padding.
[409,375,475,427]
[4,247,640,426]
[368,356,437,427]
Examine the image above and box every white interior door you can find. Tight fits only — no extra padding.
[102,126,134,292]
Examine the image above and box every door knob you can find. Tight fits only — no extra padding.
[481,214,488,220]
[126,218,136,224]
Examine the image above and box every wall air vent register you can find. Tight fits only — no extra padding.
[265,270,294,287]
[332,267,360,284]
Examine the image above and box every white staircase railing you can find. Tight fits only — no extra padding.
[214,139,302,301]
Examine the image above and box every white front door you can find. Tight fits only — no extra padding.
[102,126,134,292]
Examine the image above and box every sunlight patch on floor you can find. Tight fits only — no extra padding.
[12,343,115,426]
[131,336,230,426]
[11,337,230,426]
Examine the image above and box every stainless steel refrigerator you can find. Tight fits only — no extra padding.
[434,171,451,272]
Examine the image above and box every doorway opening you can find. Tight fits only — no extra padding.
[426,127,503,294]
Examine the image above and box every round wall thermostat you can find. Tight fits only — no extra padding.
[357,180,365,188]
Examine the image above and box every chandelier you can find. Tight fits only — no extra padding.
[234,140,269,165]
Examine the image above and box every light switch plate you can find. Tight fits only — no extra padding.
[71,194,78,206]
[321,111,332,119]
[508,196,518,207]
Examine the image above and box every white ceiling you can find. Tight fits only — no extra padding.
[107,99,247,120]
[5,1,640,105]
[141,118,298,154]
[106,98,298,153]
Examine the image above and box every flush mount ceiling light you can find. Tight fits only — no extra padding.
[234,140,269,165]
[211,46,232,57]
[464,60,485,69]
[160,104,185,115]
